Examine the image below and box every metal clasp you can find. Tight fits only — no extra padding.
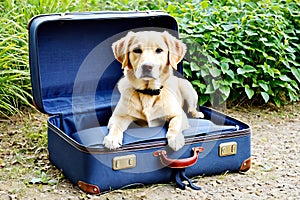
[112,154,136,170]
[219,142,237,157]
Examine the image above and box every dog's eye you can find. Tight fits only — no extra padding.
[133,48,142,54]
[156,48,163,54]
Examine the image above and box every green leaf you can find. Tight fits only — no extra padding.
[274,96,282,107]
[41,172,49,184]
[290,80,299,91]
[245,85,254,99]
[225,69,235,79]
[288,60,300,67]
[204,84,215,94]
[245,30,258,36]
[288,91,299,101]
[232,50,246,55]
[209,67,221,77]
[286,46,296,53]
[237,65,256,74]
[243,55,253,63]
[264,43,275,47]
[257,63,275,77]
[199,95,210,106]
[48,179,58,186]
[207,55,220,65]
[271,80,285,88]
[259,37,268,42]
[200,0,209,9]
[279,75,292,82]
[30,177,42,184]
[282,60,290,68]
[185,28,194,34]
[212,79,220,90]
[221,24,235,31]
[201,68,210,77]
[191,80,206,93]
[220,57,234,64]
[235,40,255,50]
[189,21,201,27]
[291,67,300,83]
[219,85,230,98]
[286,83,296,93]
[183,67,192,78]
[288,53,296,61]
[261,92,269,103]
[190,62,201,71]
[258,27,271,34]
[259,82,269,92]
[266,56,276,61]
[220,62,229,71]
[203,25,214,30]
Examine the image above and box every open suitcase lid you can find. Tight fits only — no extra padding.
[28,11,180,115]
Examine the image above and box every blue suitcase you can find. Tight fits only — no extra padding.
[28,11,251,194]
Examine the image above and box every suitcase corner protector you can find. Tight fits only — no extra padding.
[239,157,251,172]
[78,180,100,194]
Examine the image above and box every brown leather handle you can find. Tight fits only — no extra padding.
[153,147,204,169]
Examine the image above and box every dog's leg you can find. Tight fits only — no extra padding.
[103,116,132,150]
[166,115,185,151]
[179,79,204,118]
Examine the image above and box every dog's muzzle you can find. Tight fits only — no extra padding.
[140,64,154,78]
[137,62,159,80]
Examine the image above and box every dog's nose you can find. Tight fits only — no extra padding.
[142,64,153,73]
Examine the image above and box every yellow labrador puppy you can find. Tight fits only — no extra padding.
[103,31,204,151]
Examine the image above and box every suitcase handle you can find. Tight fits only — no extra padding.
[153,147,204,169]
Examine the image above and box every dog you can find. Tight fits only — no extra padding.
[103,31,204,151]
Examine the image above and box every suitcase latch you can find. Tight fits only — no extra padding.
[112,154,136,170]
[219,142,237,157]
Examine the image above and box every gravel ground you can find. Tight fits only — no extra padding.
[0,103,299,200]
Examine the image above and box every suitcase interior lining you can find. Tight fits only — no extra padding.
[31,14,179,114]
[71,118,238,148]
[48,108,241,149]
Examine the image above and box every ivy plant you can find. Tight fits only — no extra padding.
[167,0,300,106]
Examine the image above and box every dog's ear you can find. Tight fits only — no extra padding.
[112,31,135,69]
[162,31,187,69]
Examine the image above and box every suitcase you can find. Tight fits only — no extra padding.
[28,11,251,194]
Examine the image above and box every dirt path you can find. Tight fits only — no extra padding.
[1,104,299,199]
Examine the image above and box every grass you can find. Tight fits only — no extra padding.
[0,70,32,117]
[0,0,94,117]
[0,1,34,117]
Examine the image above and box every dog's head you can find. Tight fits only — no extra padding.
[112,31,186,89]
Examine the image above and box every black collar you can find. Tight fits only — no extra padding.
[135,86,163,96]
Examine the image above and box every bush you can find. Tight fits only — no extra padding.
[167,0,300,106]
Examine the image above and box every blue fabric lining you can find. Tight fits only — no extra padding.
[71,119,238,148]
[30,15,179,114]
[43,91,119,114]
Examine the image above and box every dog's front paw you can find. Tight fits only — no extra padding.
[190,110,204,119]
[103,134,123,150]
[166,131,185,151]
